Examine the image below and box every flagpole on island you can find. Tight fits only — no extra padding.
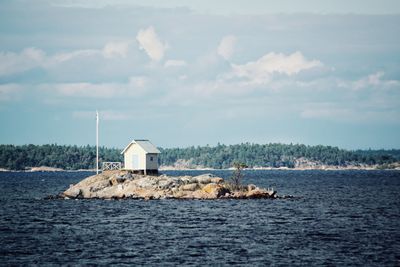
[96,110,99,175]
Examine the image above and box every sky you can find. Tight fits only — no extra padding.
[0,0,399,149]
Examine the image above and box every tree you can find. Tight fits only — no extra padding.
[230,162,247,190]
[0,143,399,170]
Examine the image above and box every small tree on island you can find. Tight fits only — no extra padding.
[230,162,248,190]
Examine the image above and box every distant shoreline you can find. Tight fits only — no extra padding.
[159,166,400,171]
[1,165,399,172]
[0,167,95,172]
[2,143,399,172]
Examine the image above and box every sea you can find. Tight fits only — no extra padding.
[0,170,399,266]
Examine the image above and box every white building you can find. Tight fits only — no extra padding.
[121,139,161,174]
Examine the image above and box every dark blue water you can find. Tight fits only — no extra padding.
[0,170,399,266]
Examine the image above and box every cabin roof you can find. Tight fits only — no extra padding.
[121,139,161,154]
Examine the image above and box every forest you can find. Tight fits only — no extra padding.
[0,143,399,170]
[0,144,122,170]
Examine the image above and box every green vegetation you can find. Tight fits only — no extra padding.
[0,143,399,170]
[0,144,122,170]
[230,162,248,190]
[159,143,400,169]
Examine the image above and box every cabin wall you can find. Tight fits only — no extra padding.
[146,153,159,170]
[124,143,147,170]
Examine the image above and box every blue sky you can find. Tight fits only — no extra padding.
[0,0,399,149]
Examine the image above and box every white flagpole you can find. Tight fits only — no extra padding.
[96,110,99,174]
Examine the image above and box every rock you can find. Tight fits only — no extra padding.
[135,177,158,188]
[63,188,82,198]
[232,191,245,198]
[196,177,211,184]
[180,176,195,184]
[202,183,217,193]
[157,179,174,190]
[60,170,278,200]
[96,185,126,199]
[124,172,134,179]
[71,172,111,191]
[247,184,256,191]
[110,176,126,186]
[173,190,188,198]
[194,174,215,184]
[191,190,208,199]
[180,183,198,191]
[152,192,163,199]
[201,183,230,198]
[224,192,230,197]
[210,177,224,184]
[246,188,274,199]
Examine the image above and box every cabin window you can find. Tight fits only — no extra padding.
[150,156,153,161]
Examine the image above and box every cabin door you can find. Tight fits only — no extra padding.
[132,154,139,169]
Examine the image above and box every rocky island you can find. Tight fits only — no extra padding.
[61,170,277,200]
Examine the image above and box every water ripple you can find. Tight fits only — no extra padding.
[0,170,399,265]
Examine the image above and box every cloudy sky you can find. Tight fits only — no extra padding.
[0,0,399,149]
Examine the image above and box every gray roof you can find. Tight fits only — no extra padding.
[121,139,161,154]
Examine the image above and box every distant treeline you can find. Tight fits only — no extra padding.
[0,143,399,170]
[0,144,122,170]
[159,143,400,169]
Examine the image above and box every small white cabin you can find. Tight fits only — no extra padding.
[121,139,161,174]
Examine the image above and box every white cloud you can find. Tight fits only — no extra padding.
[53,49,99,63]
[136,26,167,62]
[23,47,45,61]
[164,59,187,67]
[0,48,46,76]
[217,35,236,60]
[102,41,130,58]
[229,51,323,84]
[0,41,131,76]
[350,71,400,90]
[368,71,384,85]
[54,41,130,62]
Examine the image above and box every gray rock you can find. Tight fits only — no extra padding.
[110,176,126,186]
[157,179,174,189]
[170,177,183,186]
[135,178,158,188]
[179,176,195,184]
[61,170,277,200]
[194,174,214,184]
[247,184,257,191]
[64,188,82,198]
[210,177,224,184]
[124,172,134,179]
[180,183,198,191]
[88,179,110,192]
